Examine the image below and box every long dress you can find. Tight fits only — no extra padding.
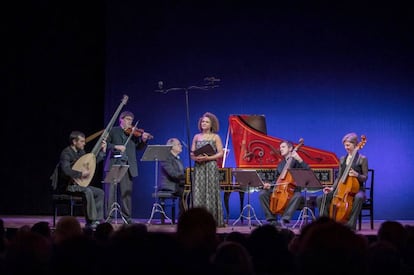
[193,139,224,227]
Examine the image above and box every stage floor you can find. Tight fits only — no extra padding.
[2,215,414,237]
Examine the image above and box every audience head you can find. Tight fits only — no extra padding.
[377,220,407,252]
[248,224,293,274]
[31,221,51,238]
[296,217,368,274]
[176,207,218,253]
[211,240,254,275]
[53,216,82,244]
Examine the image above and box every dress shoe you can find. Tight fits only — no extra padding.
[86,221,99,230]
[268,220,280,227]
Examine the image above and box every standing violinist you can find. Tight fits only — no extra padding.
[316,132,368,230]
[104,110,152,224]
[259,140,309,228]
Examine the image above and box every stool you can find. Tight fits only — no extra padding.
[152,191,178,224]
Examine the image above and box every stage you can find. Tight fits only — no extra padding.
[2,215,414,238]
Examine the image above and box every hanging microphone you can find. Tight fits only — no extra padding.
[155,81,166,93]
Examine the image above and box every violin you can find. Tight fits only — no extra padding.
[124,127,154,139]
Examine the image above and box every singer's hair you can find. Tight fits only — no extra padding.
[198,112,219,133]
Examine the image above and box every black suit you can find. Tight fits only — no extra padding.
[160,152,186,217]
[104,126,147,222]
[59,146,105,224]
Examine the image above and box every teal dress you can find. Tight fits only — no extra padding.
[193,139,224,227]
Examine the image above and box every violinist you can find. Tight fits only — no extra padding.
[258,140,309,228]
[104,110,152,224]
[316,132,368,230]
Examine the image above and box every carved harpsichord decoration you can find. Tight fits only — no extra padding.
[229,115,340,185]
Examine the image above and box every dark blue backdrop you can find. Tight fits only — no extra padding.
[104,1,414,220]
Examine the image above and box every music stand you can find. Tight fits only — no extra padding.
[288,168,322,229]
[232,169,263,229]
[141,145,173,224]
[104,164,129,224]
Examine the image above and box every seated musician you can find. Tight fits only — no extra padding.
[57,130,107,229]
[316,132,368,230]
[159,138,186,219]
[258,140,309,228]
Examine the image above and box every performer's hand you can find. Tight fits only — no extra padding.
[263,182,271,190]
[195,154,209,162]
[349,168,359,177]
[323,186,333,194]
[81,170,90,178]
[142,132,151,142]
[73,170,90,185]
[291,151,303,163]
[114,145,126,152]
[101,140,107,152]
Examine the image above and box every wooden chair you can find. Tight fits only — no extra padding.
[50,162,85,227]
[52,192,84,227]
[358,168,374,230]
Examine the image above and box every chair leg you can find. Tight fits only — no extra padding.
[370,209,374,229]
[171,198,176,224]
[160,198,166,224]
[53,203,57,227]
[358,213,362,230]
[70,199,74,216]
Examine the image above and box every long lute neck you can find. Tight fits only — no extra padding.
[91,95,129,156]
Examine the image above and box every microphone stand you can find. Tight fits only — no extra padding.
[155,78,220,208]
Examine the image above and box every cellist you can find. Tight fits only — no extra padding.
[258,140,309,228]
[316,132,368,230]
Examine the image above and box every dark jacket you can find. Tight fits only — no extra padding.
[104,126,147,177]
[160,152,185,193]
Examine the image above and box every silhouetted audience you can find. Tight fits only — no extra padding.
[2,217,414,275]
[367,240,401,275]
[4,230,52,274]
[94,222,114,244]
[224,231,249,249]
[377,220,412,274]
[52,216,83,244]
[294,217,368,275]
[248,224,294,274]
[211,240,254,275]
[31,221,52,239]
[176,207,219,275]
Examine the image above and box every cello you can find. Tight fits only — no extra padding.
[269,138,304,214]
[328,135,367,223]
[71,95,129,187]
